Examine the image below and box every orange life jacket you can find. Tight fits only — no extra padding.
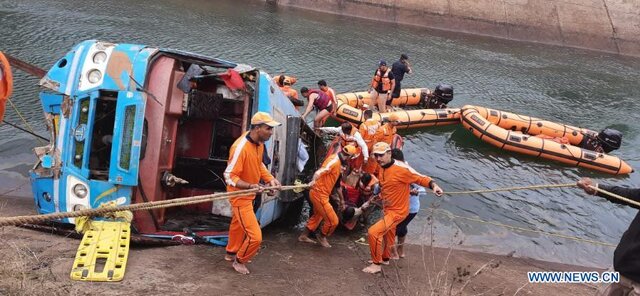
[359,119,382,150]
[371,69,391,92]
[309,89,331,110]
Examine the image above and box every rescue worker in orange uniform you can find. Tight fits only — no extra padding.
[363,142,443,274]
[318,122,369,173]
[278,75,304,110]
[359,111,383,174]
[223,112,282,275]
[273,74,297,87]
[380,113,401,148]
[299,145,358,247]
[369,60,395,113]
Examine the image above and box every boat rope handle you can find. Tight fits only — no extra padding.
[6,97,46,145]
[0,184,309,227]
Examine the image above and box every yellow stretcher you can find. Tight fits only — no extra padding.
[70,220,131,282]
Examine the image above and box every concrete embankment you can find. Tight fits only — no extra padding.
[268,0,640,57]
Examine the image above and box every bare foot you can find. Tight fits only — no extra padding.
[298,235,317,244]
[367,260,389,265]
[398,245,405,258]
[224,254,235,261]
[232,260,250,275]
[362,263,382,274]
[389,246,400,260]
[317,235,332,248]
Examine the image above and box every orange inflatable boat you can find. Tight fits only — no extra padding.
[460,105,633,175]
[0,51,13,122]
[336,88,426,108]
[334,100,460,129]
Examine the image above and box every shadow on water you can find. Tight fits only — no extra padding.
[1,0,640,267]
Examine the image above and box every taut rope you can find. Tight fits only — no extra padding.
[0,184,308,227]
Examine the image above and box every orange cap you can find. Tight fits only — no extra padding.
[372,142,391,154]
[251,112,282,127]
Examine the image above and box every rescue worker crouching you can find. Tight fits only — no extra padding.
[299,145,358,248]
[277,75,304,110]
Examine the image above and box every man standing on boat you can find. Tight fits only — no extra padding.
[369,60,395,113]
[577,178,640,295]
[223,112,282,275]
[390,54,412,103]
[299,145,357,247]
[363,142,443,274]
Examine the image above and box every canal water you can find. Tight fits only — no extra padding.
[1,0,640,268]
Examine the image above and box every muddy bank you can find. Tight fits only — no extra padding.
[0,195,601,295]
[267,0,640,57]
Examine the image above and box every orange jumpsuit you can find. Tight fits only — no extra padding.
[223,132,275,263]
[359,119,383,174]
[379,123,397,145]
[305,153,342,236]
[368,160,433,264]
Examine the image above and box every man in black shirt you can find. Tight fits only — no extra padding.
[577,177,640,295]
[390,54,412,100]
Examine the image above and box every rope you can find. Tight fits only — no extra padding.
[7,98,46,145]
[0,184,308,227]
[590,185,640,209]
[445,183,576,195]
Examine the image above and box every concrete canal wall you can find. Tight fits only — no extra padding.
[267,0,640,57]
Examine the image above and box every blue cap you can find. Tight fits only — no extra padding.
[379,60,387,66]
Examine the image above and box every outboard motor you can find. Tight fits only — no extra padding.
[434,84,454,104]
[597,128,622,153]
[423,84,454,109]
